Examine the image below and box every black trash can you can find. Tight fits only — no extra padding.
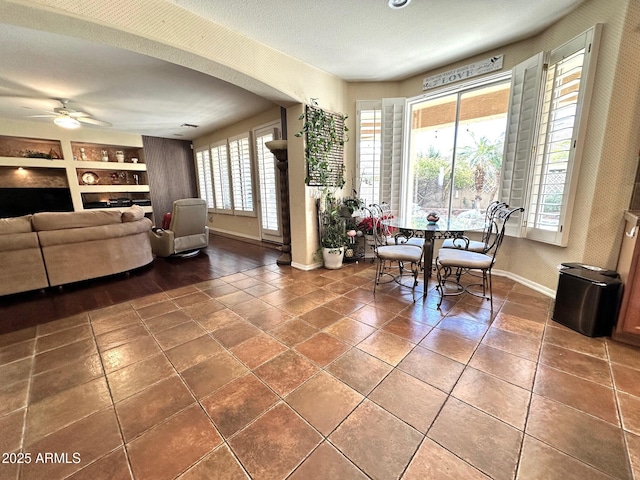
[552,263,622,337]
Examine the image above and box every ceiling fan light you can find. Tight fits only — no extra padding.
[388,0,411,8]
[54,116,81,129]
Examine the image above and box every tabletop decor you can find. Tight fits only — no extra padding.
[427,212,440,224]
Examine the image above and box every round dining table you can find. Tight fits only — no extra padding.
[383,214,487,299]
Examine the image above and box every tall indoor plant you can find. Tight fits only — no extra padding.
[297,103,350,268]
[318,191,348,269]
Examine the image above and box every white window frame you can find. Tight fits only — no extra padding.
[356,100,382,207]
[228,132,256,217]
[210,140,233,214]
[402,73,511,218]
[502,24,601,246]
[253,123,282,239]
[194,146,214,208]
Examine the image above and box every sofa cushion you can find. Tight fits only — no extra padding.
[0,232,40,252]
[0,215,33,234]
[38,217,152,247]
[33,210,122,231]
[121,205,145,223]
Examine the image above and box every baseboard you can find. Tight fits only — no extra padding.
[291,261,323,271]
[492,268,556,298]
[210,229,280,250]
[210,228,260,242]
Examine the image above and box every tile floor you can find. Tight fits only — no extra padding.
[2,259,640,479]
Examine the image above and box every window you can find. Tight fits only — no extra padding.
[404,78,511,221]
[353,26,601,246]
[195,147,214,208]
[229,133,254,215]
[195,135,257,216]
[356,101,382,206]
[211,141,232,213]
[254,126,281,236]
[502,25,601,245]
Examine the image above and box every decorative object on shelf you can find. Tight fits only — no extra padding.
[131,157,139,163]
[81,171,99,185]
[427,212,440,224]
[101,150,109,162]
[48,148,60,159]
[110,172,120,184]
[24,150,52,159]
[265,139,292,266]
[133,174,140,185]
[80,148,87,161]
[115,151,125,163]
[295,103,348,187]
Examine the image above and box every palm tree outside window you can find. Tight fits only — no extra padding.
[404,78,511,223]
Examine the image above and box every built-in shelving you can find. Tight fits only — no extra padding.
[0,135,152,215]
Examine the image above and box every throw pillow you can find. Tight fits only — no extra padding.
[162,213,172,229]
[121,205,145,222]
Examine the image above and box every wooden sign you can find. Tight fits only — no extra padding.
[423,55,504,90]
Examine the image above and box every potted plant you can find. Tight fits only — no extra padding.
[319,192,348,269]
[340,191,365,219]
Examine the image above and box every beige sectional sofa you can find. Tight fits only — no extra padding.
[0,215,49,296]
[0,206,153,295]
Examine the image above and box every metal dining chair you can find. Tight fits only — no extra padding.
[363,207,423,301]
[435,205,524,311]
[441,201,506,253]
[369,202,425,249]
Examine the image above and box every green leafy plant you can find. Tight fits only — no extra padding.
[319,191,348,250]
[295,105,348,187]
[340,190,364,217]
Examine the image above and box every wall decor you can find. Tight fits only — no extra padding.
[295,104,348,187]
[423,55,504,90]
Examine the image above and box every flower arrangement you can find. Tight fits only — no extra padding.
[356,215,396,235]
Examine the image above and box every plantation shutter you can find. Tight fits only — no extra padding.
[211,141,232,213]
[356,100,382,207]
[254,127,281,235]
[500,52,545,237]
[380,98,405,216]
[195,147,214,208]
[229,133,254,214]
[526,25,601,246]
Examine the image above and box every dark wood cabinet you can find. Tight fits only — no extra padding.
[614,212,640,344]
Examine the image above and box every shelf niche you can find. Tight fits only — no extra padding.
[71,142,144,164]
[0,135,62,160]
[76,168,148,186]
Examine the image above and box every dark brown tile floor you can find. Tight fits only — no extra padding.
[1,237,640,479]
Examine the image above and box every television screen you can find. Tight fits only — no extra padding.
[0,188,74,218]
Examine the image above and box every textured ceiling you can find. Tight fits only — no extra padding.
[169,0,586,81]
[0,0,585,139]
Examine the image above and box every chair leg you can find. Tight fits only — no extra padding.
[435,262,448,308]
[488,269,494,311]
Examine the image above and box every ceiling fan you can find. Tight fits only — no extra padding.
[30,99,112,129]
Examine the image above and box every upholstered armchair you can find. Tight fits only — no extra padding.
[149,198,209,257]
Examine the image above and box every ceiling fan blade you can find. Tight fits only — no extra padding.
[77,117,112,127]
[29,114,57,118]
[68,111,91,118]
